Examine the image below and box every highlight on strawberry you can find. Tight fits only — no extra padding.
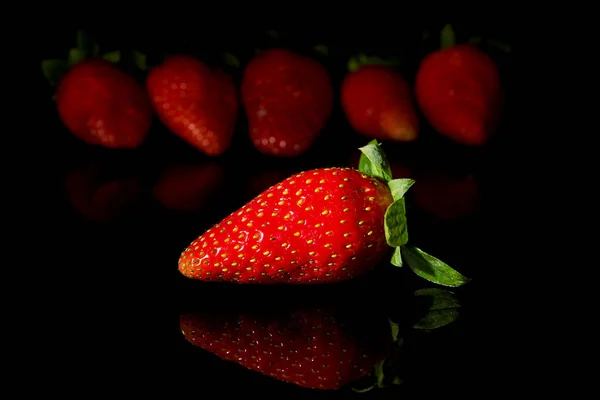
[41,31,152,149]
[178,140,470,287]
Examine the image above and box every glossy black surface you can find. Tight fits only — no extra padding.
[31,24,521,396]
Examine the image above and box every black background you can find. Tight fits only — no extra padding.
[21,21,532,396]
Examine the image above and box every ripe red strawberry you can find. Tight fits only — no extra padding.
[53,59,152,149]
[153,162,224,212]
[180,307,391,390]
[64,163,142,221]
[179,141,470,287]
[147,55,239,156]
[241,49,333,157]
[341,64,419,142]
[415,27,503,146]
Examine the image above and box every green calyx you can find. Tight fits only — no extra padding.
[357,139,470,287]
[440,24,456,49]
[347,53,401,72]
[41,30,147,90]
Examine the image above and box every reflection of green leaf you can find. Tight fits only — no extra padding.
[414,309,460,330]
[132,51,147,71]
[440,24,456,49]
[222,52,240,68]
[313,44,328,56]
[358,139,392,182]
[487,39,512,53]
[415,288,461,310]
[102,51,121,63]
[402,246,470,287]
[389,319,400,342]
[384,199,408,247]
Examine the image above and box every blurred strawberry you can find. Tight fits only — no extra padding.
[412,171,480,221]
[180,305,391,390]
[42,31,152,149]
[64,163,142,221]
[153,163,224,212]
[147,55,239,156]
[241,49,333,157]
[341,59,419,142]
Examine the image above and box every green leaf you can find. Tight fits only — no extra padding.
[132,51,147,71]
[440,24,456,49]
[414,288,461,310]
[384,199,408,247]
[313,44,328,56]
[41,59,69,86]
[347,56,361,72]
[352,384,376,393]
[222,52,240,68]
[392,377,403,385]
[347,54,401,72]
[68,48,86,66]
[413,308,460,330]
[401,246,470,287]
[358,140,392,182]
[102,51,121,63]
[374,360,385,387]
[388,178,415,201]
[391,246,403,267]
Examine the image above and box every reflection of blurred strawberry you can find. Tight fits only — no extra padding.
[412,172,480,221]
[153,163,224,212]
[64,164,142,221]
[180,306,391,390]
[245,169,295,198]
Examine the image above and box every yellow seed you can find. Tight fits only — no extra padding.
[257,212,264,217]
[278,226,284,231]
[352,256,357,260]
[252,245,258,250]
[331,254,338,258]
[234,270,240,274]
[313,172,319,175]
[200,237,205,241]
[368,197,375,201]
[365,207,372,211]
[319,179,325,184]
[291,250,298,254]
[297,199,305,206]
[297,220,305,224]
[250,258,256,263]
[294,232,300,237]
[325,273,332,277]
[282,243,288,247]
[324,195,331,200]
[322,210,329,215]
[328,262,334,266]
[238,233,245,239]
[326,231,333,235]
[339,184,344,188]
[367,231,373,235]
[305,206,311,211]
[222,268,228,272]
[284,214,291,220]
[214,262,221,267]
[233,227,239,233]
[340,220,347,224]
[283,189,289,195]
[342,267,347,271]
[262,223,267,227]
[246,267,252,271]
[305,179,312,184]
[279,268,285,272]
[275,257,281,261]
[325,243,331,248]
[272,212,278,216]
[232,262,238,267]
[278,200,285,206]
[291,261,297,264]
[264,264,270,268]
[344,233,350,237]
[237,211,243,216]
[315,223,321,228]
[220,229,226,233]
[238,254,244,258]
[253,234,259,239]
[296,190,302,196]
[246,208,252,213]
[315,188,321,193]
[343,208,349,212]
[214,241,219,246]
[333,171,338,175]
[309,251,315,256]
[202,242,208,248]
[209,233,215,238]
[368,244,374,248]
[227,221,232,225]
[241,217,247,222]
[358,221,365,226]
[194,245,199,250]
[267,193,273,197]
[206,272,211,275]
[263,250,270,256]
[221,253,228,258]
[343,178,349,181]
[290,181,296,184]
[277,185,283,189]
[307,239,313,244]
[260,202,267,207]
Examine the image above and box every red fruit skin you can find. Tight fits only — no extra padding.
[412,172,480,221]
[153,163,224,212]
[178,168,394,283]
[415,44,503,146]
[56,60,152,149]
[180,308,390,390]
[147,55,239,156]
[241,49,333,157]
[64,164,142,221]
[341,65,419,142]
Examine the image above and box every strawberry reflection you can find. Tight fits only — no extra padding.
[64,162,142,221]
[412,171,480,221]
[180,287,461,391]
[153,162,224,212]
[180,302,391,390]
